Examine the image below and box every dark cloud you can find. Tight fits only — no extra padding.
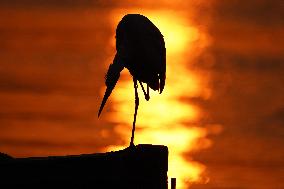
[213,0,284,26]
[266,107,284,126]
[188,1,284,188]
[207,52,284,71]
[0,6,121,157]
[0,138,110,157]
[0,0,116,8]
[0,112,85,122]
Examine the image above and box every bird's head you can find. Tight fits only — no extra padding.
[105,57,124,87]
[105,65,119,87]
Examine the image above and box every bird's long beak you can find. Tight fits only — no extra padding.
[98,85,115,117]
[98,53,123,117]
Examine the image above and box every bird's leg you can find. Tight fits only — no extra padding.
[130,78,139,147]
[139,81,150,101]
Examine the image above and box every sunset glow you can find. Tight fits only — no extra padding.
[1,1,282,188]
[105,9,212,188]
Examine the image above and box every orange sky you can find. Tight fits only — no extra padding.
[0,1,283,189]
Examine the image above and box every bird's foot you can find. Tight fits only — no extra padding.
[125,142,136,152]
[129,142,135,148]
[145,95,150,101]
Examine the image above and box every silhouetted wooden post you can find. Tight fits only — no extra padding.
[0,144,168,189]
[171,178,176,189]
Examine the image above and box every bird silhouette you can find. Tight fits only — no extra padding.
[98,14,166,147]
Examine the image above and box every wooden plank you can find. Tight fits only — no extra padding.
[0,144,168,189]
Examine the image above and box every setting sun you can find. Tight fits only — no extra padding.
[106,9,212,188]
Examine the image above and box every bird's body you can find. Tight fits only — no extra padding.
[116,15,166,91]
[98,14,166,146]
